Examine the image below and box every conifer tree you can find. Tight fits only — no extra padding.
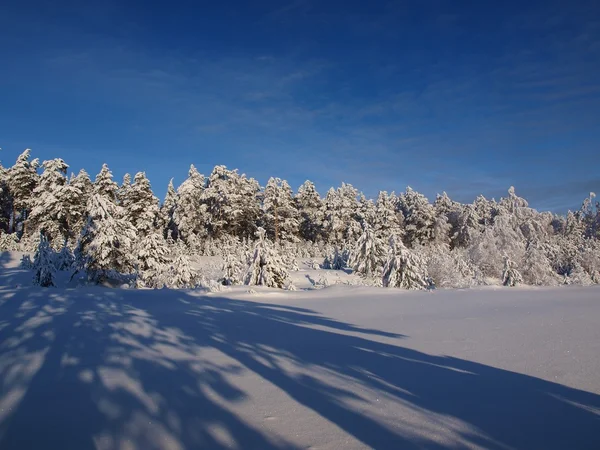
[243,228,289,288]
[221,252,244,286]
[295,180,324,242]
[117,173,132,207]
[397,187,436,247]
[28,158,69,243]
[374,191,403,240]
[136,232,170,288]
[382,237,430,290]
[53,239,74,271]
[167,253,198,288]
[323,183,361,245]
[76,165,137,282]
[201,165,261,240]
[7,149,39,235]
[502,255,523,287]
[32,232,56,287]
[173,165,206,243]
[263,177,299,243]
[126,172,160,236]
[348,224,386,277]
[159,178,178,240]
[63,169,93,240]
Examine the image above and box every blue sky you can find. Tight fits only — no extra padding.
[1,0,599,211]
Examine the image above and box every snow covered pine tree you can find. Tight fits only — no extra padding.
[243,227,289,288]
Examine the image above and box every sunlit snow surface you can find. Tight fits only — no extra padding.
[0,252,599,449]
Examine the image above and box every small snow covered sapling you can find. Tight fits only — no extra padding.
[55,240,75,271]
[32,233,56,287]
[323,246,347,270]
[243,227,289,288]
[502,255,523,287]
[221,252,243,286]
[20,254,33,269]
[168,253,198,288]
[316,274,330,288]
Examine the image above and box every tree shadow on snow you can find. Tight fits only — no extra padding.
[0,252,30,289]
[0,288,599,449]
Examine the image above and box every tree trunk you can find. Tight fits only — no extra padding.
[274,205,279,243]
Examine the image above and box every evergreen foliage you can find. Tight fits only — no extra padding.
[32,233,56,287]
[2,148,598,289]
[243,228,289,288]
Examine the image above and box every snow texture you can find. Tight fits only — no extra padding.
[0,250,599,449]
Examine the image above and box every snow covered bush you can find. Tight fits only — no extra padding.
[468,229,503,281]
[382,237,430,290]
[578,240,600,284]
[521,240,560,286]
[424,245,474,289]
[243,228,289,288]
[565,263,594,286]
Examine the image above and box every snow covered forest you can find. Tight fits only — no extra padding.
[1,148,599,290]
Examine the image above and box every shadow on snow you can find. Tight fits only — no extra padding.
[0,287,598,449]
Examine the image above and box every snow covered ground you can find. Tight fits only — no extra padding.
[0,255,599,449]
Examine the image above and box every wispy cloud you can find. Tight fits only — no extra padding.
[3,0,599,210]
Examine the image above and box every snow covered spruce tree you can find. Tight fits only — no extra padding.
[159,178,178,240]
[348,223,386,277]
[7,149,39,235]
[136,232,170,288]
[220,252,244,286]
[121,172,171,286]
[243,227,289,288]
[55,240,75,271]
[295,180,324,242]
[166,253,198,288]
[126,172,160,236]
[32,232,56,287]
[28,158,70,244]
[323,183,361,245]
[201,165,262,240]
[382,237,430,290]
[75,164,137,283]
[397,187,436,248]
[323,246,348,270]
[262,177,299,243]
[173,164,206,245]
[64,169,94,240]
[374,191,404,241]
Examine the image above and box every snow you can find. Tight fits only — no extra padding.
[0,260,599,449]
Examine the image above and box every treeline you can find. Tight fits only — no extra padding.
[1,149,599,289]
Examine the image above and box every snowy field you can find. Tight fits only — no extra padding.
[0,255,599,449]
